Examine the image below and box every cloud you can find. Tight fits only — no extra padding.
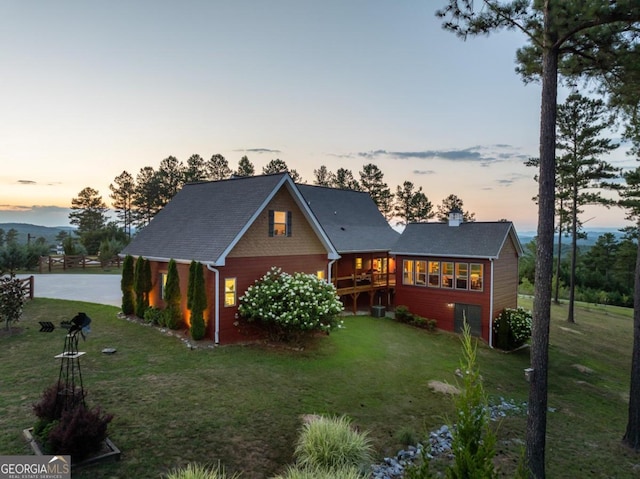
[236,148,282,154]
[18,180,37,185]
[495,172,531,187]
[412,169,436,175]
[356,145,530,166]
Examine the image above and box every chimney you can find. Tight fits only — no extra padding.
[448,207,463,227]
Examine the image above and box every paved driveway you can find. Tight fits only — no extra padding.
[19,274,121,307]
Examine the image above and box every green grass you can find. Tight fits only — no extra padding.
[0,297,638,478]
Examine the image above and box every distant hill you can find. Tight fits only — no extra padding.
[518,227,627,247]
[0,223,75,246]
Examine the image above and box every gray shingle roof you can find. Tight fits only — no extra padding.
[297,184,400,253]
[121,174,337,264]
[390,221,522,259]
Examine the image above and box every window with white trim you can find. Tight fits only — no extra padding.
[224,278,237,307]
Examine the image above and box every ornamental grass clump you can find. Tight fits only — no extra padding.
[273,464,364,479]
[238,267,343,343]
[492,307,532,350]
[164,462,242,479]
[293,415,373,473]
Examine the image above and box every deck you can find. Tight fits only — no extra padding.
[334,273,396,313]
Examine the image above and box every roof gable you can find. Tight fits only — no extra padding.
[121,174,338,264]
[391,221,522,259]
[297,184,400,253]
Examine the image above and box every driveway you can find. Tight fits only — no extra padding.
[19,274,121,307]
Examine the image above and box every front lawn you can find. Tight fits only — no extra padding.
[0,297,637,478]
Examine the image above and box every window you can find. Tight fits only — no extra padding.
[415,260,427,286]
[470,264,483,291]
[316,270,325,280]
[269,210,291,237]
[441,262,453,288]
[224,278,236,307]
[355,257,363,269]
[428,261,440,287]
[403,260,414,285]
[455,263,468,289]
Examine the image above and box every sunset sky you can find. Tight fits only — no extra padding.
[0,1,634,232]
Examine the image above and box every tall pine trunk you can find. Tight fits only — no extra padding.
[554,202,563,304]
[526,4,557,476]
[567,191,578,323]
[623,226,640,450]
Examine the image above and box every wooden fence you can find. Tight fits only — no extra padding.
[38,255,122,273]
[18,275,34,300]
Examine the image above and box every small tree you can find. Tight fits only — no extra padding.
[134,256,151,318]
[121,255,135,315]
[163,259,183,329]
[0,276,26,331]
[238,267,343,343]
[188,261,207,340]
[447,322,497,479]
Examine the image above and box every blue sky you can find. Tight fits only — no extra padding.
[0,1,632,232]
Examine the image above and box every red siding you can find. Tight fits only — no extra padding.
[394,256,495,343]
[209,254,329,344]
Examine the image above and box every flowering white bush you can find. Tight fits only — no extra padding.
[493,307,532,350]
[238,267,343,342]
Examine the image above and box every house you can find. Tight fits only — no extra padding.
[297,184,400,313]
[121,173,339,344]
[122,173,522,346]
[390,209,523,345]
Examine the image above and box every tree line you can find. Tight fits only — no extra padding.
[70,154,479,255]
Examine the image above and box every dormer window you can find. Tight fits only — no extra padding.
[269,210,292,237]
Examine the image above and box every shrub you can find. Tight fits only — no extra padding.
[0,275,27,331]
[393,305,436,331]
[394,305,412,323]
[293,415,373,473]
[32,384,113,463]
[492,307,532,350]
[238,267,343,343]
[46,406,113,462]
[134,256,151,318]
[188,261,207,340]
[121,255,135,315]
[144,306,164,325]
[446,323,496,479]
[164,463,242,479]
[273,464,364,479]
[164,259,183,330]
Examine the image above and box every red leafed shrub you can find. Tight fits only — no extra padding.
[47,406,114,461]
